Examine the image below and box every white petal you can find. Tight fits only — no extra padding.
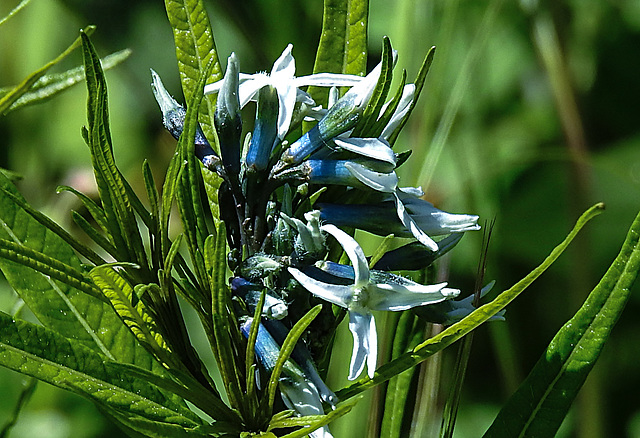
[333,137,397,165]
[287,267,352,307]
[320,224,370,286]
[370,282,459,311]
[344,162,398,193]
[347,311,375,380]
[271,44,296,79]
[276,82,297,139]
[238,75,269,107]
[380,84,415,139]
[394,192,438,251]
[294,73,365,88]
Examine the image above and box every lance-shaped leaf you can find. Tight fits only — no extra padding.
[164,0,222,147]
[0,311,202,427]
[483,208,640,437]
[0,26,95,115]
[307,0,369,108]
[81,32,150,273]
[90,265,174,368]
[0,49,131,114]
[0,172,159,370]
[336,203,605,400]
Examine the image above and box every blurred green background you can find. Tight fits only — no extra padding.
[1,0,639,437]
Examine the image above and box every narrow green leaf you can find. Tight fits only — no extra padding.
[0,49,131,114]
[207,225,246,415]
[387,46,435,146]
[164,0,222,148]
[0,186,104,265]
[0,0,32,27]
[108,362,240,424]
[0,26,95,115]
[0,173,157,369]
[81,31,149,271]
[70,210,119,258]
[57,185,109,234]
[336,203,605,401]
[0,312,201,427]
[90,265,173,366]
[0,238,102,301]
[483,208,640,437]
[174,58,216,289]
[308,0,369,107]
[267,305,323,412]
[274,396,361,438]
[353,36,394,137]
[97,408,208,438]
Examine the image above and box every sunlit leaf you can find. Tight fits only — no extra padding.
[0,312,201,427]
[483,208,640,437]
[337,203,605,400]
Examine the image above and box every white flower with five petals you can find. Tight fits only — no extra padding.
[288,223,460,380]
[204,44,365,140]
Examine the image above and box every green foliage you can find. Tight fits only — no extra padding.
[0,0,638,436]
[484,208,640,437]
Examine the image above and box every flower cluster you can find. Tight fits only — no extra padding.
[153,43,480,434]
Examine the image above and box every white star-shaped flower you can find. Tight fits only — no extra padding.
[288,224,459,380]
[204,44,365,141]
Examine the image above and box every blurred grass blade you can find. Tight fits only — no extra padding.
[0,378,36,438]
[483,209,640,437]
[0,25,95,115]
[0,311,202,427]
[336,203,605,400]
[164,0,222,146]
[379,312,427,438]
[0,0,31,27]
[0,49,131,114]
[308,0,369,107]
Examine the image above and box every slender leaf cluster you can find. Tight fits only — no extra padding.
[0,1,638,437]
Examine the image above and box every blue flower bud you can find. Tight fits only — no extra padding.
[215,53,242,176]
[246,85,279,172]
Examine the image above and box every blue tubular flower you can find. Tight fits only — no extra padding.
[215,53,242,176]
[279,62,383,166]
[231,277,288,320]
[275,159,397,190]
[150,69,218,168]
[240,318,335,438]
[288,224,459,380]
[205,44,364,141]
[245,85,279,172]
[318,197,479,241]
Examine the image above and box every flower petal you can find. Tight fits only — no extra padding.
[348,311,376,380]
[345,161,398,193]
[333,137,397,165]
[288,267,352,307]
[370,282,459,311]
[320,224,370,286]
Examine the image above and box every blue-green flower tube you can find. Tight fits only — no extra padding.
[231,277,288,320]
[318,199,479,238]
[214,53,242,176]
[240,319,335,437]
[275,159,396,190]
[279,62,382,166]
[246,85,279,172]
